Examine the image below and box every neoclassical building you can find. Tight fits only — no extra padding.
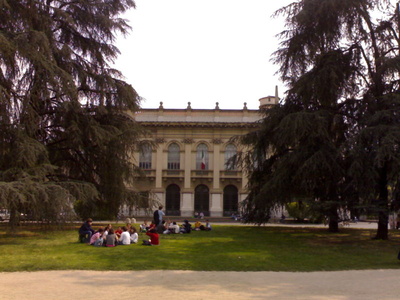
[127,95,278,217]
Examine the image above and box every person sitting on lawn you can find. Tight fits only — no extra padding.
[130,227,138,244]
[194,220,202,231]
[105,228,118,247]
[118,226,131,245]
[180,220,192,234]
[148,221,157,232]
[157,220,167,234]
[165,218,172,228]
[79,218,95,243]
[162,220,173,234]
[143,228,159,246]
[140,220,149,232]
[205,220,212,231]
[90,228,104,246]
[102,224,112,239]
[167,221,180,234]
[126,223,132,231]
[115,226,123,239]
[200,219,212,231]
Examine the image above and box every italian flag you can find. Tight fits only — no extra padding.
[201,151,206,170]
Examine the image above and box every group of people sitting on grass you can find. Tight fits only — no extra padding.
[79,206,212,247]
[79,219,140,247]
[139,218,212,234]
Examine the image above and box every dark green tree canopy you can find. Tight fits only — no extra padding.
[1,0,138,111]
[238,0,400,237]
[0,0,151,225]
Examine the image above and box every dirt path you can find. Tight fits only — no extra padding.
[1,270,400,300]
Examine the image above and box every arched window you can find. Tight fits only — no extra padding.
[225,144,237,170]
[195,184,209,215]
[139,143,152,169]
[223,185,238,216]
[196,143,208,170]
[167,143,180,170]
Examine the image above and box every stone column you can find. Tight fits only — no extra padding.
[181,190,194,217]
[212,139,222,190]
[210,191,223,217]
[183,140,193,189]
[211,138,223,216]
[241,170,248,189]
[181,138,194,217]
[155,140,164,189]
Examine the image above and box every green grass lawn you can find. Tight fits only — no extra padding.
[1,224,400,272]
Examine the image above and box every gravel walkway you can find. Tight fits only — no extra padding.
[1,270,400,300]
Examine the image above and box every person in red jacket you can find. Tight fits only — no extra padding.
[143,228,159,246]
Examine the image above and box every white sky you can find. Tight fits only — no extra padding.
[114,0,293,110]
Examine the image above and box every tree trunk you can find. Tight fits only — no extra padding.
[8,208,18,231]
[374,165,389,240]
[375,210,388,240]
[328,206,339,233]
[328,218,339,232]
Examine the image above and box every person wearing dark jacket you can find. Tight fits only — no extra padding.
[180,220,192,234]
[153,206,165,226]
[153,209,159,225]
[79,218,95,243]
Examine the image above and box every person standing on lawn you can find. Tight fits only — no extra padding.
[153,205,165,226]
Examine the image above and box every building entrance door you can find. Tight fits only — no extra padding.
[166,184,181,216]
[194,184,210,216]
[223,185,238,216]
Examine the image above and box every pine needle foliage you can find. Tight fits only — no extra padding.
[0,0,146,225]
[237,0,400,238]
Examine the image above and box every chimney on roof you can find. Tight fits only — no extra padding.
[259,85,279,109]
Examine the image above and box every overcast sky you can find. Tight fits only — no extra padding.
[114,0,293,109]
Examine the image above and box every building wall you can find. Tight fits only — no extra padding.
[128,104,267,217]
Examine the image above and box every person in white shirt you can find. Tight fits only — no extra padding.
[118,226,131,245]
[166,221,180,234]
[102,224,112,239]
[140,220,149,232]
[130,227,138,243]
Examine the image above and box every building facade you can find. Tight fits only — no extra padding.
[128,96,277,217]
